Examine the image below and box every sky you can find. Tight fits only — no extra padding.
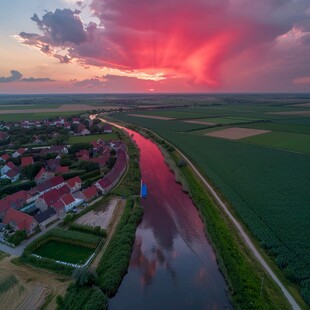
[0,0,310,93]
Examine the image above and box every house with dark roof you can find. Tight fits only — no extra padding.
[46,159,61,171]
[34,167,55,185]
[21,156,34,167]
[34,208,57,229]
[3,208,38,235]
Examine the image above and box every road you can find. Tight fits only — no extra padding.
[151,131,301,310]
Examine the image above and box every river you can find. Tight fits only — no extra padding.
[97,119,231,309]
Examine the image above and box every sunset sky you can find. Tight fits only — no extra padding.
[1,0,310,93]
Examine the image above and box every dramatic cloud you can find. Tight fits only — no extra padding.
[0,70,54,83]
[73,77,107,88]
[17,0,310,89]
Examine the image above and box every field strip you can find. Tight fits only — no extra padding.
[267,110,310,115]
[128,114,175,120]
[291,103,310,107]
[206,127,271,140]
[182,120,217,125]
[150,130,301,310]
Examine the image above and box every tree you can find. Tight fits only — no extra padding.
[22,162,45,179]
[73,268,98,287]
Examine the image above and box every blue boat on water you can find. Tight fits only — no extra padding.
[140,180,148,199]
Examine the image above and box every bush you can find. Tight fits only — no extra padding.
[69,223,107,238]
[7,230,27,246]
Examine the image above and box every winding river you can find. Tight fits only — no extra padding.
[104,123,231,309]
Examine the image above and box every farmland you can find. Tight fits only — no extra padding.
[108,96,310,305]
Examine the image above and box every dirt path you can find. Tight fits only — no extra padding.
[89,199,126,270]
[0,256,70,310]
[150,130,301,310]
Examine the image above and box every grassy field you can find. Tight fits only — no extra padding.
[242,131,310,154]
[69,133,118,144]
[109,112,211,132]
[34,240,93,264]
[198,116,261,124]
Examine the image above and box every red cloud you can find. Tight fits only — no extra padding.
[18,0,310,88]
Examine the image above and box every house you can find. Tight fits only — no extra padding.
[49,175,65,189]
[3,208,38,235]
[81,186,98,202]
[72,117,80,124]
[61,193,82,211]
[5,190,29,210]
[1,168,20,182]
[21,156,34,167]
[34,167,55,185]
[55,166,69,174]
[103,124,112,133]
[66,176,82,193]
[0,154,10,163]
[32,135,43,144]
[12,148,26,158]
[1,162,17,175]
[76,150,89,160]
[35,188,60,212]
[49,145,68,154]
[34,208,57,230]
[52,200,66,219]
[0,131,9,141]
[76,124,90,136]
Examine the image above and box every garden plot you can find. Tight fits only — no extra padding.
[75,198,119,230]
[206,127,270,140]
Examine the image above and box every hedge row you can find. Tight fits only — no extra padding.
[0,180,36,198]
[69,223,107,238]
[96,198,143,296]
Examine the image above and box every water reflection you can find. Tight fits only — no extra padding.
[109,127,231,310]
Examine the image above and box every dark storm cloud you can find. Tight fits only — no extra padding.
[0,70,53,83]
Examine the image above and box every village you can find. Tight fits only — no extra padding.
[0,116,128,247]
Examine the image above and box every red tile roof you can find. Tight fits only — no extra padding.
[40,189,60,206]
[6,162,17,170]
[57,184,70,197]
[82,186,98,201]
[3,208,37,231]
[0,154,10,161]
[49,175,65,187]
[0,200,10,214]
[55,166,69,174]
[52,200,65,213]
[21,156,34,167]
[67,176,82,188]
[34,167,46,181]
[17,148,26,155]
[5,169,19,178]
[61,193,75,205]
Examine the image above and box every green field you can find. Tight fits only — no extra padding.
[69,133,118,144]
[34,240,94,264]
[242,131,310,154]
[109,113,210,132]
[110,102,310,304]
[198,116,260,124]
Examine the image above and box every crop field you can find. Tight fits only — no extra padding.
[109,98,310,304]
[109,112,210,132]
[0,111,84,121]
[241,131,310,154]
[34,240,93,264]
[206,127,270,140]
[69,133,118,144]
[194,116,261,124]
